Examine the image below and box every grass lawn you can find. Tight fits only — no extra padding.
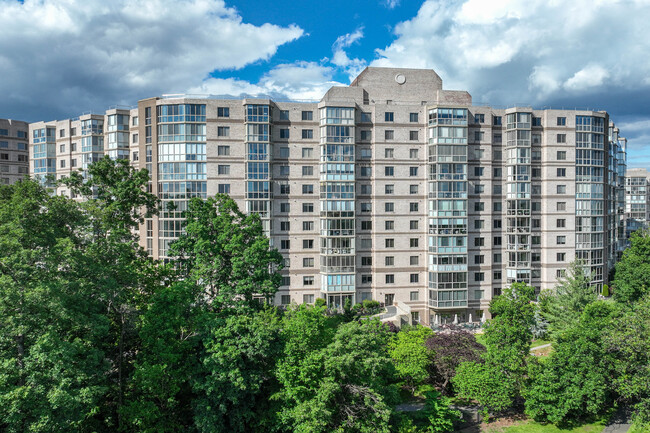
[496,420,605,433]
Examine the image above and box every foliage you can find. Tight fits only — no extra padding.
[425,329,485,395]
[421,391,462,433]
[524,301,618,425]
[388,325,434,391]
[604,294,650,427]
[602,284,610,297]
[193,308,283,433]
[612,229,650,304]
[352,299,382,316]
[276,316,398,433]
[453,283,536,415]
[539,261,597,337]
[169,194,282,313]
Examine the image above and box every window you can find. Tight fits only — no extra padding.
[217,126,230,137]
[409,113,418,122]
[361,203,372,212]
[280,128,290,139]
[410,256,419,265]
[557,151,567,160]
[303,239,314,249]
[557,185,567,194]
[301,110,313,121]
[361,112,372,123]
[385,112,394,122]
[474,167,484,176]
[494,236,502,245]
[279,184,290,195]
[217,107,230,117]
[410,290,419,300]
[280,221,290,232]
[385,239,394,248]
[217,165,230,175]
[279,110,289,120]
[475,272,485,282]
[474,237,485,246]
[557,117,566,126]
[360,130,371,141]
[280,295,291,305]
[302,184,314,194]
[361,256,372,266]
[409,149,418,159]
[557,219,566,228]
[385,256,394,266]
[532,252,540,262]
[409,130,419,140]
[279,146,290,158]
[71,142,77,152]
[493,168,502,178]
[302,129,313,139]
[474,202,484,211]
[494,220,502,229]
[532,236,541,245]
[475,255,484,264]
[302,166,313,176]
[557,202,566,211]
[280,203,290,213]
[474,130,485,141]
[532,117,542,126]
[474,113,485,123]
[385,166,394,176]
[361,275,372,284]
[71,159,77,167]
[302,147,313,158]
[302,203,314,213]
[557,236,566,245]
[218,184,230,194]
[360,166,371,177]
[303,258,314,268]
[362,220,372,230]
[493,115,502,125]
[385,130,394,140]
[557,253,566,262]
[493,253,502,263]
[409,202,418,212]
[493,185,502,194]
[475,220,484,229]
[59,160,66,168]
[385,202,394,212]
[280,240,290,250]
[475,184,484,194]
[385,148,394,158]
[494,271,502,280]
[303,276,314,286]
[410,185,418,194]
[279,165,290,176]
[303,221,314,231]
[386,274,395,284]
[281,276,290,286]
[532,168,541,178]
[410,274,419,283]
[360,184,371,195]
[216,145,230,156]
[385,184,394,194]
[384,220,393,230]
[59,129,65,138]
[410,220,419,230]
[557,133,566,143]
[409,167,418,176]
[59,144,65,153]
[494,202,502,211]
[557,168,566,177]
[303,294,315,304]
[410,238,419,247]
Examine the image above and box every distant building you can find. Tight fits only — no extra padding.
[29,67,628,325]
[0,119,29,185]
[625,167,650,238]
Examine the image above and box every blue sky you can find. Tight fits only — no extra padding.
[1,0,650,167]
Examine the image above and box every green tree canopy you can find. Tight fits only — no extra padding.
[613,229,650,304]
[388,325,434,391]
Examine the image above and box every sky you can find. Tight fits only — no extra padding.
[1,0,650,167]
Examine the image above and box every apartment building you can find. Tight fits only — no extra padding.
[29,67,627,325]
[625,167,650,238]
[0,119,29,184]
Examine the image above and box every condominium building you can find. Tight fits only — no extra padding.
[625,167,650,237]
[0,119,29,184]
[29,67,627,325]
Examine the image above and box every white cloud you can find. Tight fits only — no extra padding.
[383,0,400,9]
[0,0,303,120]
[331,28,368,81]
[373,0,650,105]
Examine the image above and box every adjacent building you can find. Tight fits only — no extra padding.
[625,167,650,238]
[28,67,628,325]
[0,119,29,184]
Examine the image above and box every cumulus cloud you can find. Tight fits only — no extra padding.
[0,0,303,120]
[331,28,368,81]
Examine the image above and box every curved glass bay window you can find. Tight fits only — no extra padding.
[319,106,355,309]
[505,111,532,285]
[428,107,468,314]
[157,103,207,259]
[32,126,56,186]
[245,105,271,234]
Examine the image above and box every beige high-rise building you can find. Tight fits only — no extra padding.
[0,119,29,185]
[625,167,650,237]
[29,67,628,325]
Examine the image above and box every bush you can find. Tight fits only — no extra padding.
[602,284,610,297]
[315,298,326,308]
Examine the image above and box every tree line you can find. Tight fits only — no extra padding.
[1,159,649,432]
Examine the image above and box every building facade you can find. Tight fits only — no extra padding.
[625,167,650,238]
[0,119,29,184]
[29,67,628,325]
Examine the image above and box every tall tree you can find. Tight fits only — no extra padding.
[169,194,283,313]
[612,229,650,304]
[388,325,434,392]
